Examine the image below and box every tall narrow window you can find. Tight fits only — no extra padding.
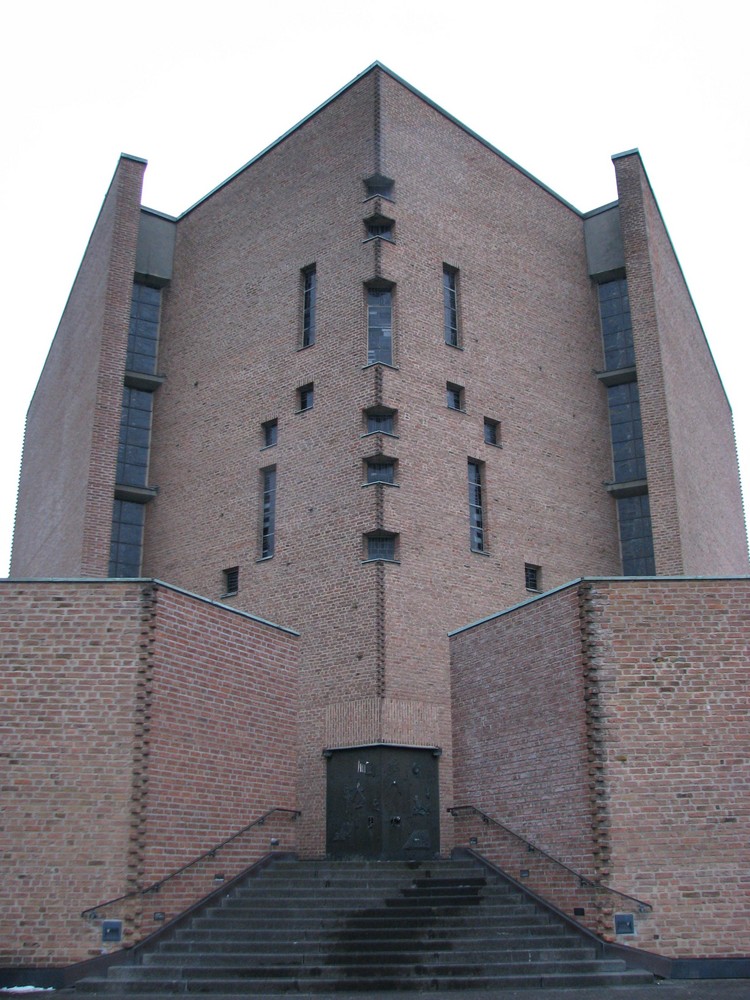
[447,382,464,411]
[468,459,486,552]
[367,287,393,366]
[443,266,459,347]
[483,417,500,446]
[302,266,316,348]
[223,566,239,595]
[297,383,314,412]
[261,467,276,559]
[262,418,278,448]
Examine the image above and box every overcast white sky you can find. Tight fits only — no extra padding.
[1,0,748,575]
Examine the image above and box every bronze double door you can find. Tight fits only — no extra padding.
[326,745,439,859]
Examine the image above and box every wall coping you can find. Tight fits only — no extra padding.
[448,575,750,637]
[0,577,300,637]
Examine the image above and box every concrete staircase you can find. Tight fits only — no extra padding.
[72,857,653,994]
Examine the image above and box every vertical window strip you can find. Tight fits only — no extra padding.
[127,283,161,374]
[261,467,277,559]
[443,267,458,346]
[302,267,316,347]
[367,287,393,365]
[468,460,485,552]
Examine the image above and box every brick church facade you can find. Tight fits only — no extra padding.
[3,64,748,973]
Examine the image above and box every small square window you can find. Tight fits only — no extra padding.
[262,419,278,448]
[364,174,394,199]
[297,383,314,412]
[223,566,239,596]
[364,406,397,436]
[525,563,541,592]
[365,214,394,241]
[365,533,398,561]
[484,418,500,446]
[447,382,464,411]
[365,458,396,485]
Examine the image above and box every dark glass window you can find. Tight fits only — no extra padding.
[607,381,646,482]
[262,419,278,448]
[468,460,485,552]
[447,382,464,411]
[297,383,314,412]
[116,387,153,487]
[525,563,541,591]
[223,566,239,595]
[484,418,500,446]
[365,175,394,199]
[367,534,396,561]
[367,288,393,365]
[366,460,395,484]
[261,467,276,559]
[109,500,145,577]
[302,267,316,348]
[366,217,393,240]
[598,279,634,371]
[443,266,459,347]
[127,283,161,375]
[617,494,656,575]
[365,408,396,435]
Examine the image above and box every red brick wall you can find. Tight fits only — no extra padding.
[140,67,621,855]
[615,153,748,575]
[450,585,594,872]
[142,584,298,883]
[0,580,299,966]
[450,577,750,957]
[11,155,145,578]
[586,578,750,957]
[0,581,145,966]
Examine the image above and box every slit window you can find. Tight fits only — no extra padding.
[443,266,459,347]
[468,459,486,552]
[302,266,316,348]
[262,419,278,448]
[260,467,276,559]
[223,566,239,595]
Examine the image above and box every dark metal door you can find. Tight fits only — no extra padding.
[326,745,439,859]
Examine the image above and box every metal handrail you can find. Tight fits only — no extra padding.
[447,804,652,912]
[81,807,300,918]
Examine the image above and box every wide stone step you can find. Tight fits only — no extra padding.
[69,855,652,995]
[144,944,599,967]
[77,966,653,994]
[171,925,576,947]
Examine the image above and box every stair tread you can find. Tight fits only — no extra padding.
[75,856,652,994]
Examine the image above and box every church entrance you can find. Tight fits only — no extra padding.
[325,745,439,859]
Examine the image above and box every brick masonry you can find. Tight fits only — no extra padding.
[0,580,298,966]
[11,155,145,578]
[450,577,750,957]
[614,153,748,575]
[5,65,750,966]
